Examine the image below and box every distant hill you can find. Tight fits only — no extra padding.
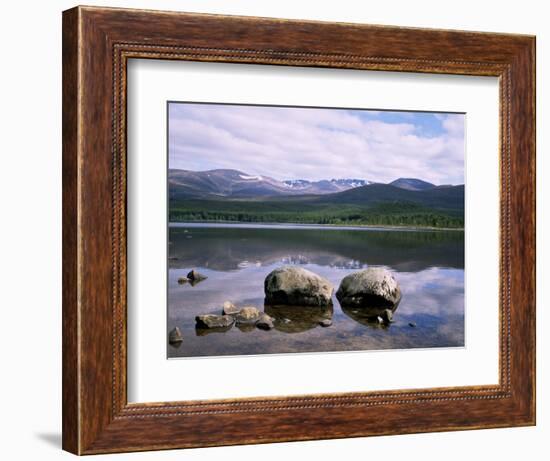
[168,169,373,199]
[168,169,464,229]
[283,178,373,194]
[310,183,464,216]
[389,178,436,191]
[168,169,291,199]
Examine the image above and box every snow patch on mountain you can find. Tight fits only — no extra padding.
[239,174,263,181]
[283,178,371,189]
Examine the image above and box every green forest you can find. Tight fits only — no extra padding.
[169,200,464,229]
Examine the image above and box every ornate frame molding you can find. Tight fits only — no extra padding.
[63,6,535,454]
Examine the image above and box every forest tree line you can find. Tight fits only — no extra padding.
[169,200,464,229]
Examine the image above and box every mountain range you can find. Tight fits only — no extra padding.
[168,168,451,200]
[168,169,464,228]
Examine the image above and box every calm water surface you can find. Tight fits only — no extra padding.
[168,223,464,358]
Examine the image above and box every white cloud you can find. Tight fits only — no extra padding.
[169,104,464,185]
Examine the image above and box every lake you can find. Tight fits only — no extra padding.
[167,223,465,358]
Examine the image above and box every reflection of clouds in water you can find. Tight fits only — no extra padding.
[168,262,464,357]
[396,268,464,317]
[435,322,465,346]
[169,226,465,273]
[168,222,465,357]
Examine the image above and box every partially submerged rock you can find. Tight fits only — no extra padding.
[319,319,332,328]
[187,269,207,282]
[235,306,261,324]
[336,268,401,309]
[168,327,183,345]
[219,302,275,330]
[177,277,189,284]
[264,266,333,307]
[222,301,239,316]
[256,313,275,330]
[195,314,234,329]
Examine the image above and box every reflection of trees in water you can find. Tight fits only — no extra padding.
[169,226,464,272]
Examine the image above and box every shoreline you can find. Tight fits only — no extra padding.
[168,220,464,232]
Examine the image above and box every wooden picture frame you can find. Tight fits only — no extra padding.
[62,5,536,455]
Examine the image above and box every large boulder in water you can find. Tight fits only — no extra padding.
[336,268,401,309]
[264,266,333,307]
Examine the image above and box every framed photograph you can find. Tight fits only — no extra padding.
[62,6,535,455]
[165,101,466,360]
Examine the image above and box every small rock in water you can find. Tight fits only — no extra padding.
[235,307,261,324]
[377,316,385,324]
[168,327,183,345]
[187,269,207,282]
[195,314,234,329]
[177,277,189,284]
[222,301,240,316]
[319,319,332,328]
[256,313,275,330]
[408,322,417,328]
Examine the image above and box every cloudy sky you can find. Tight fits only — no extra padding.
[168,102,464,185]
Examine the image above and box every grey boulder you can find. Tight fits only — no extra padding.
[195,314,234,329]
[336,268,401,309]
[168,326,183,345]
[235,306,261,324]
[222,301,240,316]
[264,266,333,307]
[187,269,207,282]
[256,313,275,330]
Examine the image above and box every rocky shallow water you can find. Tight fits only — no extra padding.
[167,223,465,358]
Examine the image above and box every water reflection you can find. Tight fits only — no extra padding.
[169,224,464,273]
[195,325,233,336]
[265,304,333,334]
[341,305,398,329]
[168,224,464,358]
